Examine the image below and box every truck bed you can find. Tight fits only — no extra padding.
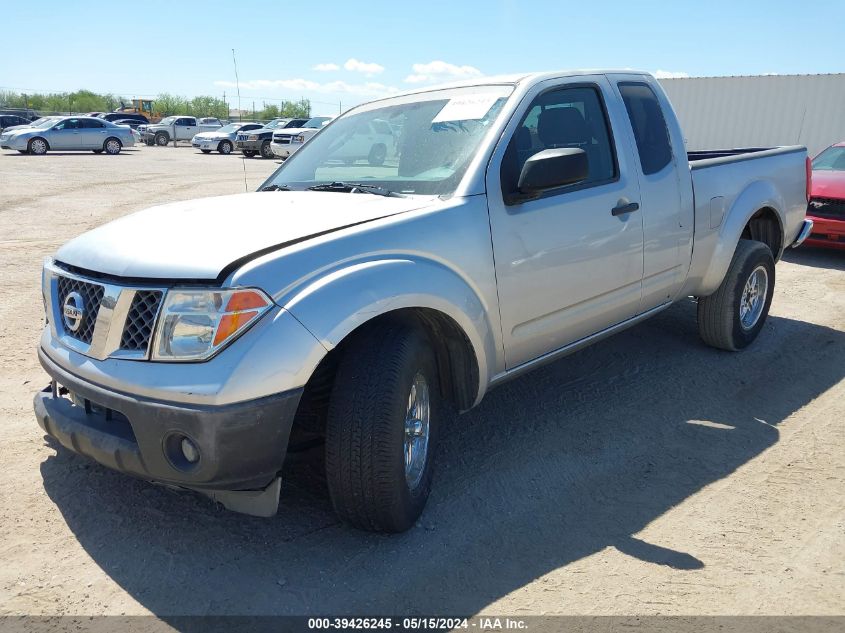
[688,146,803,167]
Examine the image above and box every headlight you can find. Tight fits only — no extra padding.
[294,135,305,143]
[152,288,273,361]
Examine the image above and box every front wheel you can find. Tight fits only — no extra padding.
[697,239,775,351]
[28,137,48,155]
[155,133,169,146]
[218,140,233,154]
[325,321,440,532]
[260,141,274,159]
[242,149,257,158]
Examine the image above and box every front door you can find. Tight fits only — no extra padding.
[487,78,645,369]
[49,118,82,149]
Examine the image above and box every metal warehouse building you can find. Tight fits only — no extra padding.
[657,74,845,157]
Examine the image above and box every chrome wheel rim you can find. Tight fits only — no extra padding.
[221,142,231,154]
[739,265,768,329]
[32,139,46,154]
[156,135,167,146]
[106,140,120,153]
[404,372,431,489]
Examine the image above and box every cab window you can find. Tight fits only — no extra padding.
[618,82,673,175]
[501,85,617,196]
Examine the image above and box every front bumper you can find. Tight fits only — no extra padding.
[270,141,304,158]
[34,347,302,515]
[235,139,265,152]
[802,215,845,250]
[192,137,221,151]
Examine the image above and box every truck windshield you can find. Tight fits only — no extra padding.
[159,116,177,125]
[262,85,513,196]
[812,146,845,171]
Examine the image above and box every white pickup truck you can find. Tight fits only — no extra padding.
[143,116,222,146]
[35,70,812,532]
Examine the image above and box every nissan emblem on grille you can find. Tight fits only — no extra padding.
[62,291,85,333]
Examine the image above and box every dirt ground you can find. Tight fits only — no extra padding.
[0,146,843,619]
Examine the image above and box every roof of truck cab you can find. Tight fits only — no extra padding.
[363,70,653,105]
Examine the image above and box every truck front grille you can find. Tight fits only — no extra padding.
[808,197,845,220]
[273,134,292,145]
[120,290,163,351]
[57,276,104,344]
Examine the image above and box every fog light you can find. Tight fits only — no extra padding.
[181,437,200,463]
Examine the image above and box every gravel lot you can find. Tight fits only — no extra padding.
[0,145,843,618]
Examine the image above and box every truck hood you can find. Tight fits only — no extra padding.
[55,191,434,281]
[811,170,845,200]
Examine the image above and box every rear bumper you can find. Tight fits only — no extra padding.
[791,218,814,247]
[34,347,302,513]
[802,215,845,250]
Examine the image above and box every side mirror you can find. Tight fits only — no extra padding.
[516,148,589,199]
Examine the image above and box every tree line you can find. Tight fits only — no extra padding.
[0,89,310,121]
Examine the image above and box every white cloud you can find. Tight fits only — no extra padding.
[213,78,398,98]
[404,60,483,84]
[653,70,690,79]
[313,63,340,72]
[343,58,385,75]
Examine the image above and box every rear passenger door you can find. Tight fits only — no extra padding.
[79,118,107,148]
[613,78,693,310]
[486,76,645,369]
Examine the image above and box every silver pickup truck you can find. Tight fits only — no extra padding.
[34,70,812,532]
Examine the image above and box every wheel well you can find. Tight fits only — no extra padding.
[741,207,783,260]
[30,136,49,149]
[291,308,479,438]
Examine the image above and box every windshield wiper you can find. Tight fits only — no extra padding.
[260,184,292,191]
[306,181,404,197]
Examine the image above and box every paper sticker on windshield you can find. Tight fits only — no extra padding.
[432,95,500,123]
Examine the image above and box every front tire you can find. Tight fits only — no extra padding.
[697,239,775,351]
[260,141,274,159]
[325,321,440,533]
[218,140,233,154]
[28,137,48,155]
[242,149,257,158]
[201,149,211,154]
[154,133,169,146]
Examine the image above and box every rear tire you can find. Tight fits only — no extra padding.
[103,137,122,155]
[218,140,233,154]
[367,143,387,166]
[325,321,440,533]
[697,239,775,351]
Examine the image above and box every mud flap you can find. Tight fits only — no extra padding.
[204,477,282,517]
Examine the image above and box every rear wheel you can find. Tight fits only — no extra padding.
[697,239,775,351]
[103,137,122,155]
[325,321,440,532]
[218,140,233,154]
[260,141,274,159]
[28,137,48,155]
[367,143,387,166]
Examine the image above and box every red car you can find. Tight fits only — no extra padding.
[805,142,845,250]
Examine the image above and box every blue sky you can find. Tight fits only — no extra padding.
[2,0,843,115]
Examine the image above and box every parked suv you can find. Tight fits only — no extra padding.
[236,118,308,158]
[270,116,333,158]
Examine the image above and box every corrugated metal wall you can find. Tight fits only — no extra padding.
[657,74,845,157]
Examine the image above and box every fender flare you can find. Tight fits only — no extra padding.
[697,179,785,296]
[282,257,498,406]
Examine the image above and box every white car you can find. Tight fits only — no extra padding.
[270,116,334,159]
[191,122,264,155]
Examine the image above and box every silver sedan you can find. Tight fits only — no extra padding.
[191,122,264,154]
[0,116,135,155]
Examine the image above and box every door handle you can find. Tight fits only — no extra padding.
[612,202,640,216]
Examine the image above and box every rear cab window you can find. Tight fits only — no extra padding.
[617,82,673,175]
